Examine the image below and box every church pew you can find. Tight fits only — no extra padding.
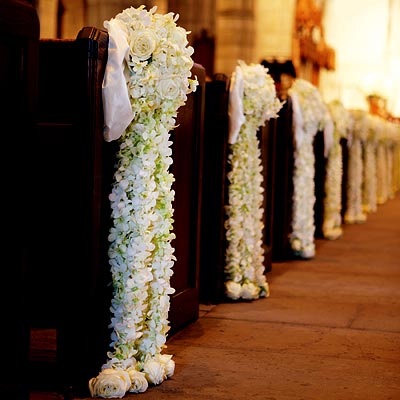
[28,28,205,395]
[0,2,39,398]
[30,27,112,395]
[270,99,295,262]
[199,73,276,304]
[341,137,349,219]
[199,74,230,304]
[313,129,327,238]
[169,63,206,333]
[259,117,278,271]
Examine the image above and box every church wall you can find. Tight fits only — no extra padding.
[254,0,296,63]
[85,0,164,30]
[214,0,256,75]
[168,0,215,44]
[37,0,58,38]
[37,0,296,79]
[214,0,296,76]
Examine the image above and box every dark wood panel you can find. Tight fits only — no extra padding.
[340,137,349,219]
[259,119,278,272]
[314,129,327,238]
[198,75,230,304]
[169,64,206,333]
[29,27,113,395]
[0,1,39,399]
[271,99,295,262]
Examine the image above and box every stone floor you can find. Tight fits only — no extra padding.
[32,194,400,399]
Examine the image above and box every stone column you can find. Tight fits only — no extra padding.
[38,0,58,38]
[168,0,215,42]
[215,0,256,76]
[254,0,296,63]
[85,0,165,30]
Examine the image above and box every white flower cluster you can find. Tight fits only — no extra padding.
[225,61,282,301]
[90,6,197,398]
[323,100,351,240]
[288,79,330,258]
[113,6,197,118]
[89,354,175,397]
[362,114,382,213]
[345,110,368,224]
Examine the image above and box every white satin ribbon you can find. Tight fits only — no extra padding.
[290,92,305,149]
[323,117,334,157]
[228,66,245,145]
[102,19,134,142]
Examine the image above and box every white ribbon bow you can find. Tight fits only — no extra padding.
[102,19,134,142]
[228,66,246,144]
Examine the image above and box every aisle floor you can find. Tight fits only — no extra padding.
[124,195,400,400]
[35,194,400,400]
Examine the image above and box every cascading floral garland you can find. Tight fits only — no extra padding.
[345,109,368,224]
[376,133,388,205]
[377,119,398,203]
[288,79,331,259]
[88,6,197,398]
[323,100,350,240]
[224,60,282,301]
[385,121,399,199]
[362,114,381,213]
[389,122,400,193]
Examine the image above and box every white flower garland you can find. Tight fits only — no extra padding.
[323,100,350,240]
[362,114,380,213]
[89,6,197,398]
[345,110,368,224]
[376,120,395,204]
[367,117,400,207]
[225,60,282,301]
[288,79,330,258]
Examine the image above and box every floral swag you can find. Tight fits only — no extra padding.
[345,110,368,224]
[323,100,350,240]
[288,79,331,259]
[224,60,282,301]
[89,6,197,398]
[362,114,381,214]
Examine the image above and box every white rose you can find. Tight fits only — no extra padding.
[88,368,130,398]
[240,282,260,300]
[143,359,165,385]
[130,30,157,61]
[302,245,315,259]
[156,354,175,378]
[225,281,242,300]
[257,281,270,298]
[127,368,148,393]
[291,238,302,252]
[171,26,188,47]
[158,78,180,100]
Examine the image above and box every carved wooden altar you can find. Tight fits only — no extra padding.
[293,0,335,86]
